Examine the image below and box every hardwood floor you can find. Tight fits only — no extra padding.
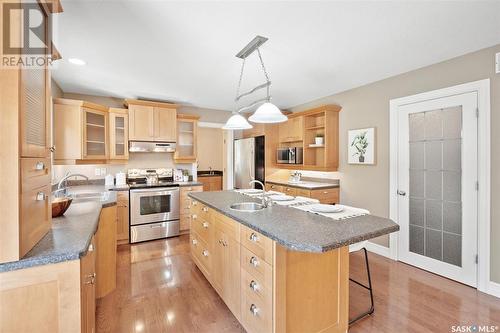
[97,235,500,333]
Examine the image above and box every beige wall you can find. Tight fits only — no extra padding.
[290,44,500,283]
[197,127,223,171]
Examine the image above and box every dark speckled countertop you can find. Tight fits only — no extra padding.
[0,186,116,273]
[189,191,399,253]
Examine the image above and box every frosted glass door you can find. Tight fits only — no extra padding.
[84,110,107,159]
[397,92,478,287]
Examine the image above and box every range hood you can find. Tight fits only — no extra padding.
[129,141,176,153]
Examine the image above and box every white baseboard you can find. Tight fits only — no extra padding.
[486,281,500,298]
[365,241,394,260]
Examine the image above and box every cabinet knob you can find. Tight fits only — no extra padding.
[35,161,45,170]
[85,273,96,285]
[250,304,259,316]
[323,191,329,194]
[249,232,259,243]
[192,214,197,220]
[49,146,56,152]
[88,244,94,252]
[202,207,208,212]
[250,256,259,267]
[249,280,259,291]
[192,239,198,245]
[36,192,47,201]
[202,250,209,257]
[202,222,209,228]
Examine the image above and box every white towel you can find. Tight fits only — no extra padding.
[292,204,370,220]
[272,196,319,206]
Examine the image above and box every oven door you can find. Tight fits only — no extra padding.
[277,148,292,164]
[130,187,180,225]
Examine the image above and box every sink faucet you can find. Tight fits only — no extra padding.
[249,180,271,208]
[57,173,89,193]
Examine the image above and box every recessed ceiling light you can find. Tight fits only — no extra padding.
[68,58,86,66]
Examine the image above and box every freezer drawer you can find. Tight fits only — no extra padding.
[130,220,180,243]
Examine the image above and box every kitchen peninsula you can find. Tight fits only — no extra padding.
[188,191,399,333]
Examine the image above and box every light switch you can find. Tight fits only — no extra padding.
[496,52,500,74]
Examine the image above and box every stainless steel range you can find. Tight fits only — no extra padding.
[128,168,180,243]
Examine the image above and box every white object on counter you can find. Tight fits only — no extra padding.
[116,172,126,186]
[105,174,114,186]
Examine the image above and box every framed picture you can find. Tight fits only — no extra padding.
[348,127,376,165]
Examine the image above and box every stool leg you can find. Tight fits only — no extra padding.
[349,248,375,326]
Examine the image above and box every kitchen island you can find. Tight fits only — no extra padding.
[188,191,399,333]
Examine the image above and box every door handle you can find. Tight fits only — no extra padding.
[397,190,406,196]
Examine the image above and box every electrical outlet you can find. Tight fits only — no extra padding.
[496,52,500,74]
[100,168,106,176]
[95,168,101,176]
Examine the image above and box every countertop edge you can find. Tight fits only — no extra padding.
[266,180,340,190]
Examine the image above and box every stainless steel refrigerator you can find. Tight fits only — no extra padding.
[234,136,265,189]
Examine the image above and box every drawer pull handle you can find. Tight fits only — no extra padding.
[250,304,259,316]
[202,250,209,257]
[88,244,94,252]
[250,256,259,267]
[150,224,163,229]
[249,280,259,291]
[35,161,45,170]
[202,207,209,212]
[36,192,47,201]
[85,273,96,285]
[192,239,198,245]
[323,191,328,194]
[249,232,259,242]
[192,214,197,220]
[202,222,209,228]
[192,201,198,206]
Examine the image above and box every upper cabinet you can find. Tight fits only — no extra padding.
[278,116,303,143]
[53,98,109,163]
[174,114,199,162]
[126,99,178,142]
[109,108,129,160]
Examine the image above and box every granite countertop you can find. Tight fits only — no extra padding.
[0,186,117,273]
[266,179,340,190]
[197,170,223,177]
[188,191,399,253]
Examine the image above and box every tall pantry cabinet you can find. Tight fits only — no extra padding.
[0,1,61,263]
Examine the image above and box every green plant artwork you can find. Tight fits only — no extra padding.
[350,131,368,162]
[348,128,375,164]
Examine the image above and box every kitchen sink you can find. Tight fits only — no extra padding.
[229,202,265,212]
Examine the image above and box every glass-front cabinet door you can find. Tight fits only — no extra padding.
[174,115,199,162]
[83,108,108,159]
[109,109,129,160]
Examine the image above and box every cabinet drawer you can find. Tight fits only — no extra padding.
[213,211,240,241]
[296,188,311,197]
[181,185,203,193]
[241,268,272,308]
[240,226,273,265]
[191,214,212,244]
[240,246,273,287]
[265,183,283,192]
[241,284,273,333]
[310,188,340,204]
[20,185,51,256]
[282,186,298,196]
[190,231,211,278]
[21,158,50,192]
[191,202,211,221]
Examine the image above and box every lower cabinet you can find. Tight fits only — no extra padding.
[96,206,117,298]
[198,175,223,191]
[180,185,203,233]
[265,182,340,204]
[81,236,96,333]
[116,191,129,244]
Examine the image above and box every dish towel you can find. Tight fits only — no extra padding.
[271,196,319,206]
[292,204,370,220]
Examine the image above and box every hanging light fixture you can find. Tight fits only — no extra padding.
[222,36,286,130]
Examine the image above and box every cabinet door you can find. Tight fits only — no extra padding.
[129,105,154,141]
[83,108,108,159]
[96,206,117,298]
[20,184,51,257]
[116,204,129,242]
[213,228,225,294]
[154,107,177,141]
[175,118,197,161]
[224,235,241,319]
[278,120,290,143]
[109,112,129,160]
[81,238,96,333]
[290,116,303,141]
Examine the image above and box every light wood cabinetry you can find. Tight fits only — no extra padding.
[109,108,129,160]
[95,206,117,298]
[174,114,199,162]
[265,182,340,204]
[0,0,56,263]
[81,237,96,333]
[53,98,109,164]
[179,185,203,233]
[198,175,223,191]
[278,116,303,143]
[189,200,349,333]
[125,99,178,142]
[116,191,129,244]
[242,123,266,138]
[265,183,283,192]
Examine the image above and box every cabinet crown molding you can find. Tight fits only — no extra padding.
[177,113,200,120]
[53,98,108,112]
[124,99,179,109]
[287,104,342,118]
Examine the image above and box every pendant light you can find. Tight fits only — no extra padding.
[222,36,286,130]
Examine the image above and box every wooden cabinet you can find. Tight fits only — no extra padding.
[179,185,203,233]
[242,123,265,139]
[198,175,223,191]
[265,183,283,192]
[109,108,129,160]
[265,182,340,204]
[174,114,199,162]
[278,115,303,143]
[116,191,129,244]
[81,237,96,333]
[53,98,109,164]
[0,0,56,263]
[95,206,117,298]
[126,99,178,142]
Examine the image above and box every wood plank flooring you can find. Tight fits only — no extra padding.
[97,235,500,333]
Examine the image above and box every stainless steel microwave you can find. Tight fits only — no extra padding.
[277,147,303,164]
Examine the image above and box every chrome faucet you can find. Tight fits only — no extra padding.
[57,173,89,193]
[249,180,271,208]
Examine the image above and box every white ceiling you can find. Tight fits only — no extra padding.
[52,1,500,111]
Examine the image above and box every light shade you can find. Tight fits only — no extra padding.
[68,58,86,66]
[248,102,287,123]
[222,113,253,130]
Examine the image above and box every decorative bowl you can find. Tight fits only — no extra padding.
[52,197,73,217]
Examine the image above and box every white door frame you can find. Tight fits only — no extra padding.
[389,79,491,294]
